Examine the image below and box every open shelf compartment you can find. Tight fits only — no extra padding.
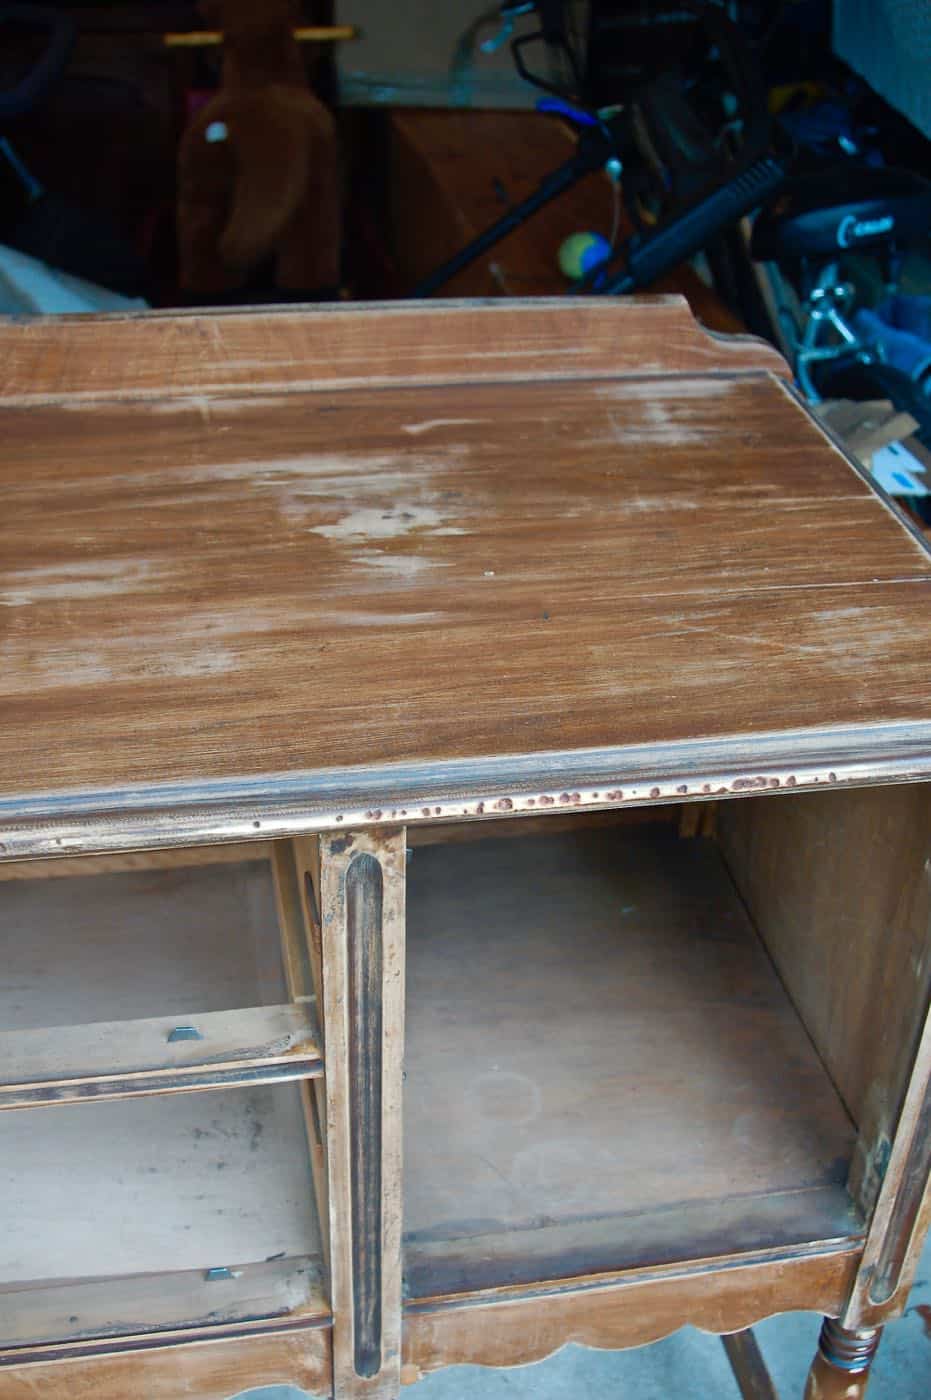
[0,845,329,1352]
[403,823,864,1299]
[0,1083,328,1349]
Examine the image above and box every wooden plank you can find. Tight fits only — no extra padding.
[0,1327,331,1399]
[271,839,331,1270]
[321,829,406,1399]
[0,299,785,407]
[718,786,931,1217]
[403,828,858,1299]
[0,1256,326,1351]
[2,351,931,854]
[0,1004,321,1109]
[400,1248,859,1381]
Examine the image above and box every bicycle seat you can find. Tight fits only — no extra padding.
[751,165,931,261]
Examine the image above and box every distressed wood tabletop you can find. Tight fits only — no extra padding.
[2,298,931,852]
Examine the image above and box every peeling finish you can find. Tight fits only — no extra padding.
[2,730,931,861]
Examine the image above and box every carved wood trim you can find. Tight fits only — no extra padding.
[321,829,406,1399]
[0,1327,331,1400]
[401,1248,859,1379]
[5,723,931,863]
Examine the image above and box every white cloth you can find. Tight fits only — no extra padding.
[0,243,148,315]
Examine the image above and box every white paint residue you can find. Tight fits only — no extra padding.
[596,378,737,401]
[311,505,444,541]
[350,553,439,579]
[18,650,117,686]
[144,649,237,678]
[0,559,163,607]
[147,394,288,416]
[601,401,714,448]
[402,418,484,435]
[312,611,443,627]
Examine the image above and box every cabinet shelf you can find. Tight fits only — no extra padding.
[0,852,328,1353]
[404,827,863,1299]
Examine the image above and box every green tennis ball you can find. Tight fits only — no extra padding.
[558,231,611,280]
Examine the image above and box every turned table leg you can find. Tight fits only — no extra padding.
[804,1319,882,1399]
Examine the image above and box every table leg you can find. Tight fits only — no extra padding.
[804,1319,882,1399]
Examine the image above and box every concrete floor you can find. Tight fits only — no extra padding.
[237,1235,931,1399]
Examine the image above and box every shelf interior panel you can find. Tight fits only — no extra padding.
[0,857,285,1030]
[404,827,862,1298]
[0,1084,325,1345]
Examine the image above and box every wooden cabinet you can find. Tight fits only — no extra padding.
[1,300,929,1398]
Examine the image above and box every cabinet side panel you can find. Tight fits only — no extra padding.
[718,786,931,1210]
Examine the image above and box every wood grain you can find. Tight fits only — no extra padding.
[321,829,406,1399]
[718,786,931,1217]
[0,299,784,405]
[403,828,859,1299]
[0,1327,331,1399]
[1,323,931,853]
[401,1247,859,1378]
[0,1003,321,1109]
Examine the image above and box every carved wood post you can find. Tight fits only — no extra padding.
[321,828,406,1400]
[804,1319,882,1399]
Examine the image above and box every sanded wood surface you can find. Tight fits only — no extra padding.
[403,828,859,1299]
[0,1328,332,1399]
[0,298,783,403]
[401,1248,859,1378]
[1,300,930,850]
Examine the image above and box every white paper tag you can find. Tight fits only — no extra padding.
[872,440,929,497]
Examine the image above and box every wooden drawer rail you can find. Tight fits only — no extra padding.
[0,1003,322,1110]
